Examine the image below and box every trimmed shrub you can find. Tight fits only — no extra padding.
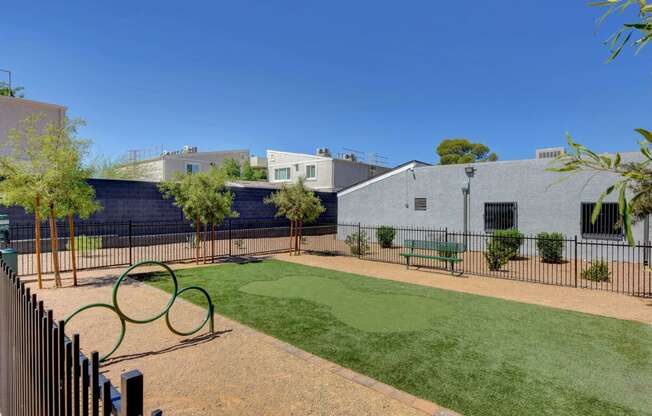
[536,232,564,263]
[346,231,370,256]
[582,261,610,282]
[66,235,102,257]
[376,226,396,248]
[492,229,524,259]
[484,240,512,271]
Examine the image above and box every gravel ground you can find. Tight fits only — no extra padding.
[27,267,428,416]
[273,253,652,325]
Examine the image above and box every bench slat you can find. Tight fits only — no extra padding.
[399,253,462,263]
[403,239,466,252]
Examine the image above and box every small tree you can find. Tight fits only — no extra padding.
[264,178,325,255]
[220,158,242,179]
[159,172,203,263]
[549,2,651,246]
[57,174,101,285]
[159,168,237,263]
[0,115,88,288]
[241,160,267,181]
[195,168,238,262]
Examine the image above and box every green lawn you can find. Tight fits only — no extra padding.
[142,260,652,416]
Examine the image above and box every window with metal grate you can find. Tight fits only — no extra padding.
[484,202,517,231]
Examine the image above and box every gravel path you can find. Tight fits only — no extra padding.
[27,267,440,416]
[273,253,652,325]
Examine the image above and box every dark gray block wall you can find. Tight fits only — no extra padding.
[0,178,337,225]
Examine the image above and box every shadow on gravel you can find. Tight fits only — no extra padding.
[102,330,232,366]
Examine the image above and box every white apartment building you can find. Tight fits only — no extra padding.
[266,149,392,191]
[127,147,250,182]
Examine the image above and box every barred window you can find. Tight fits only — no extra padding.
[484,202,517,231]
[581,202,622,239]
[414,198,427,211]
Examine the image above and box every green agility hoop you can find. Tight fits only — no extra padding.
[64,303,126,362]
[113,261,179,324]
[64,260,215,362]
[165,286,215,336]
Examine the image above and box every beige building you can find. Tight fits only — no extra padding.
[0,95,66,151]
[126,147,250,182]
[266,149,392,191]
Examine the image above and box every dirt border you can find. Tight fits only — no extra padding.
[273,252,652,326]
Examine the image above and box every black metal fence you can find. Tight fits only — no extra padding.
[0,259,155,416]
[9,221,652,297]
[298,224,652,297]
[9,219,321,276]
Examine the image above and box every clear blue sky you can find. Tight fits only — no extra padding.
[3,1,649,166]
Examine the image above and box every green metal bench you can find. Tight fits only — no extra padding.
[399,239,466,276]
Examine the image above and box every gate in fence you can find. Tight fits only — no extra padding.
[0,259,158,416]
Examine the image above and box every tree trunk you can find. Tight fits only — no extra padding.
[35,196,42,289]
[296,220,303,255]
[48,205,61,287]
[288,220,294,255]
[68,213,77,286]
[203,222,208,264]
[211,222,215,263]
[195,214,200,264]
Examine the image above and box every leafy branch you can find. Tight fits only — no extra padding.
[549,128,652,245]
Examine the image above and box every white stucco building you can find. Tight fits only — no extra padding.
[266,149,392,192]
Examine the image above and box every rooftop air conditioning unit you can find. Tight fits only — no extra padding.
[316,148,332,157]
[342,153,357,162]
[536,147,565,160]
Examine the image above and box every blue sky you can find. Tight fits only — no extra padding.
[3,1,649,166]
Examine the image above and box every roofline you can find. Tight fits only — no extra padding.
[266,149,392,167]
[0,95,67,111]
[132,149,250,164]
[266,149,332,161]
[337,160,432,197]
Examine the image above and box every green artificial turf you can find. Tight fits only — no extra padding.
[142,260,652,416]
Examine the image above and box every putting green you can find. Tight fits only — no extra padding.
[240,274,454,332]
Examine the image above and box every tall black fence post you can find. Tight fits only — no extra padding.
[574,235,578,288]
[120,370,143,416]
[357,223,361,259]
[228,219,232,257]
[128,221,133,266]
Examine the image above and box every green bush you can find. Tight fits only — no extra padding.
[536,232,564,263]
[492,229,524,259]
[582,261,610,282]
[346,231,370,256]
[376,226,396,248]
[484,240,512,271]
[66,235,102,256]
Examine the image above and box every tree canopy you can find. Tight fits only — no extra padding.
[0,114,99,286]
[549,1,652,245]
[159,167,238,226]
[0,82,24,98]
[220,158,242,179]
[264,178,325,254]
[436,139,498,165]
[592,0,652,62]
[241,160,267,181]
[264,178,325,224]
